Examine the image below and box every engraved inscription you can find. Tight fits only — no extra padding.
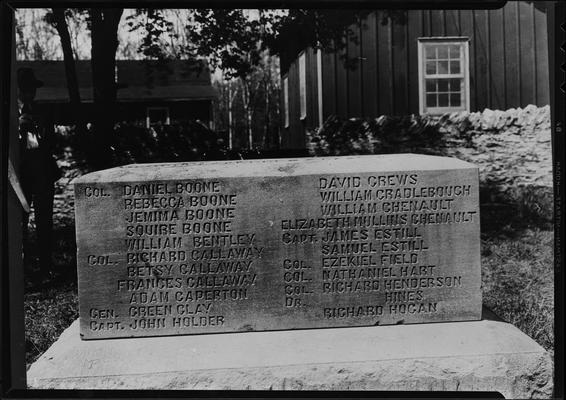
[283,172,478,321]
[75,155,481,338]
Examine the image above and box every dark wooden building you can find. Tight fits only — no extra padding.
[16,59,217,127]
[279,2,550,148]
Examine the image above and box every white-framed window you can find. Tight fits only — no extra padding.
[298,52,307,120]
[418,37,470,114]
[283,76,289,128]
[316,47,324,127]
[146,107,170,128]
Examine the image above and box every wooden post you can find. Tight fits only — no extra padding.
[1,3,26,389]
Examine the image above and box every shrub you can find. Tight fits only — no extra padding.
[110,121,226,164]
[306,106,552,224]
[307,114,445,156]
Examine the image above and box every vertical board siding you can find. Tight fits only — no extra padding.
[312,48,321,125]
[519,1,536,107]
[422,10,431,37]
[307,48,318,128]
[392,16,408,115]
[297,55,308,147]
[361,12,378,117]
[377,13,393,116]
[288,61,300,148]
[407,11,422,114]
[347,21,363,118]
[460,9,477,110]
[312,48,321,127]
[534,6,550,105]
[489,7,506,110]
[336,46,349,117]
[473,10,489,111]
[307,48,314,127]
[280,75,286,148]
[280,76,287,148]
[445,10,461,36]
[314,48,322,126]
[504,3,520,107]
[286,61,294,149]
[281,63,292,149]
[303,49,311,129]
[431,10,445,36]
[279,2,550,148]
[322,48,337,119]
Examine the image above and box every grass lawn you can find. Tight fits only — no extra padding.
[23,148,555,369]
[25,283,78,366]
[481,228,554,355]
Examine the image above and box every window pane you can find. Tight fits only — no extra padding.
[419,40,468,112]
[426,79,436,92]
[426,61,436,74]
[449,78,461,91]
[450,61,460,74]
[425,45,436,59]
[426,93,437,107]
[449,45,460,58]
[450,93,461,107]
[438,61,449,74]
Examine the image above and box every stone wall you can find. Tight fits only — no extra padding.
[307,105,553,223]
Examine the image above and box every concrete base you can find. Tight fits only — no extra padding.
[27,315,553,398]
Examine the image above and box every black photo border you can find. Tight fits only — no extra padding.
[1,0,564,398]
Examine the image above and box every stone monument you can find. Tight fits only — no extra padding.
[27,155,552,397]
[73,154,481,339]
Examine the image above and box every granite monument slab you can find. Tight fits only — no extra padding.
[74,154,481,339]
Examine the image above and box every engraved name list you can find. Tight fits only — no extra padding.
[74,154,481,339]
